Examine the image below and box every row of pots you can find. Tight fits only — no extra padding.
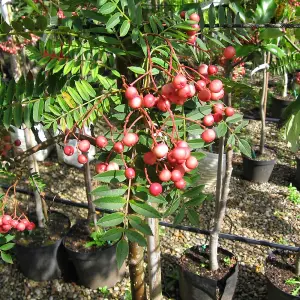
[13,212,299,299]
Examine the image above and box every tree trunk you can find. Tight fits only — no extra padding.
[23,127,45,227]
[83,156,97,227]
[259,53,267,155]
[296,252,300,276]
[283,71,288,98]
[147,213,162,300]
[129,240,147,300]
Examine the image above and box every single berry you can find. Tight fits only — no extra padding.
[125,86,138,100]
[210,89,224,101]
[213,103,224,114]
[95,163,107,174]
[223,46,236,59]
[209,79,223,93]
[78,140,90,152]
[96,136,108,148]
[171,170,183,182]
[189,12,200,22]
[213,113,223,123]
[113,142,124,153]
[225,107,235,117]
[78,154,88,164]
[198,89,211,102]
[16,222,26,232]
[26,222,36,231]
[176,141,189,148]
[159,169,172,182]
[198,64,208,76]
[201,129,216,143]
[172,147,187,160]
[11,220,19,228]
[175,178,186,189]
[64,145,74,156]
[125,168,136,179]
[152,143,169,159]
[208,65,218,75]
[143,152,157,165]
[143,94,157,108]
[149,183,163,196]
[203,114,215,126]
[2,215,12,225]
[122,133,139,147]
[156,98,171,112]
[129,96,143,109]
[186,156,198,169]
[173,74,187,89]
[14,139,21,146]
[195,80,207,91]
[106,162,119,171]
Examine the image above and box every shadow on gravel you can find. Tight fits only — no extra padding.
[268,163,296,187]
[160,253,267,300]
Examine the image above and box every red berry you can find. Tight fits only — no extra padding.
[210,89,224,101]
[4,144,12,151]
[78,154,88,164]
[198,89,211,102]
[174,164,186,175]
[144,152,157,165]
[167,151,177,164]
[189,13,200,22]
[201,129,216,143]
[106,162,119,171]
[162,83,176,98]
[173,74,187,89]
[26,222,36,231]
[149,183,162,196]
[113,142,124,153]
[125,168,136,179]
[187,35,197,44]
[16,222,26,231]
[11,220,19,228]
[143,94,157,108]
[152,143,169,159]
[96,136,108,148]
[213,103,224,114]
[198,64,208,76]
[171,169,183,182]
[180,11,186,18]
[186,156,198,169]
[209,79,223,93]
[122,133,139,147]
[78,140,90,152]
[177,85,192,99]
[175,178,186,189]
[203,114,215,126]
[172,147,187,160]
[187,24,200,36]
[187,84,196,97]
[195,80,207,91]
[14,139,21,146]
[2,215,12,225]
[176,141,189,148]
[129,96,143,109]
[225,107,235,117]
[3,136,11,142]
[95,163,107,174]
[156,99,170,112]
[208,65,218,75]
[159,169,172,182]
[2,224,12,231]
[125,86,138,100]
[20,219,29,226]
[213,113,223,123]
[223,46,236,59]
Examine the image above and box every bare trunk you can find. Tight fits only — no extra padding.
[283,72,288,98]
[209,136,225,271]
[23,127,45,227]
[296,252,300,276]
[259,52,268,155]
[129,240,147,300]
[83,156,97,228]
[147,212,162,300]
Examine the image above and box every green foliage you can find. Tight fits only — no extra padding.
[287,184,300,205]
[84,229,108,248]
[270,52,300,76]
[0,234,15,264]
[286,277,300,296]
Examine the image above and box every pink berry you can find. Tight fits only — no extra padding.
[149,183,163,196]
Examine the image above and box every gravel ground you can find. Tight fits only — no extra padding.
[0,120,299,300]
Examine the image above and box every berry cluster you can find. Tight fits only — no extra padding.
[0,135,22,158]
[0,214,35,233]
[0,35,40,54]
[180,12,200,45]
[295,72,300,85]
[289,0,300,7]
[232,58,246,81]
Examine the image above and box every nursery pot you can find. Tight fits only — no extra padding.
[197,150,226,189]
[64,240,125,289]
[266,250,300,300]
[242,155,276,183]
[270,95,294,119]
[179,246,239,300]
[15,211,70,281]
[294,157,300,189]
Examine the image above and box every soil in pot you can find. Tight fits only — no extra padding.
[242,148,276,183]
[265,250,300,299]
[63,219,125,289]
[179,245,238,300]
[15,210,71,281]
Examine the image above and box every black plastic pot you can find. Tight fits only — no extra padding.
[266,251,300,300]
[64,240,125,289]
[179,246,239,300]
[15,211,70,281]
[293,157,300,189]
[271,95,293,119]
[242,155,276,183]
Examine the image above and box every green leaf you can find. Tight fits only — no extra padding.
[45,58,58,71]
[187,209,199,226]
[1,251,13,264]
[11,21,23,32]
[130,200,161,218]
[218,5,225,26]
[191,152,206,160]
[134,186,167,204]
[260,28,284,40]
[25,77,34,97]
[128,66,145,74]
[67,86,83,104]
[196,38,207,51]
[182,185,205,198]
[3,107,12,129]
[173,207,185,225]
[63,60,74,75]
[128,215,153,235]
[94,170,126,183]
[106,12,121,30]
[0,242,15,251]
[92,187,127,197]
[164,197,180,217]
[33,99,44,123]
[48,105,61,117]
[82,61,90,77]
[13,103,23,128]
[100,228,123,241]
[6,80,15,106]
[116,239,128,269]
[208,4,215,28]
[255,0,276,23]
[188,139,205,149]
[24,103,32,128]
[81,80,96,97]
[226,113,242,123]
[227,134,236,146]
[75,81,90,101]
[125,229,147,247]
[24,0,41,14]
[185,194,207,207]
[98,213,124,227]
[238,139,252,157]
[216,122,227,138]
[120,20,130,37]
[264,44,285,58]
[127,0,136,22]
[94,196,126,210]
[99,2,117,15]
[22,18,35,30]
